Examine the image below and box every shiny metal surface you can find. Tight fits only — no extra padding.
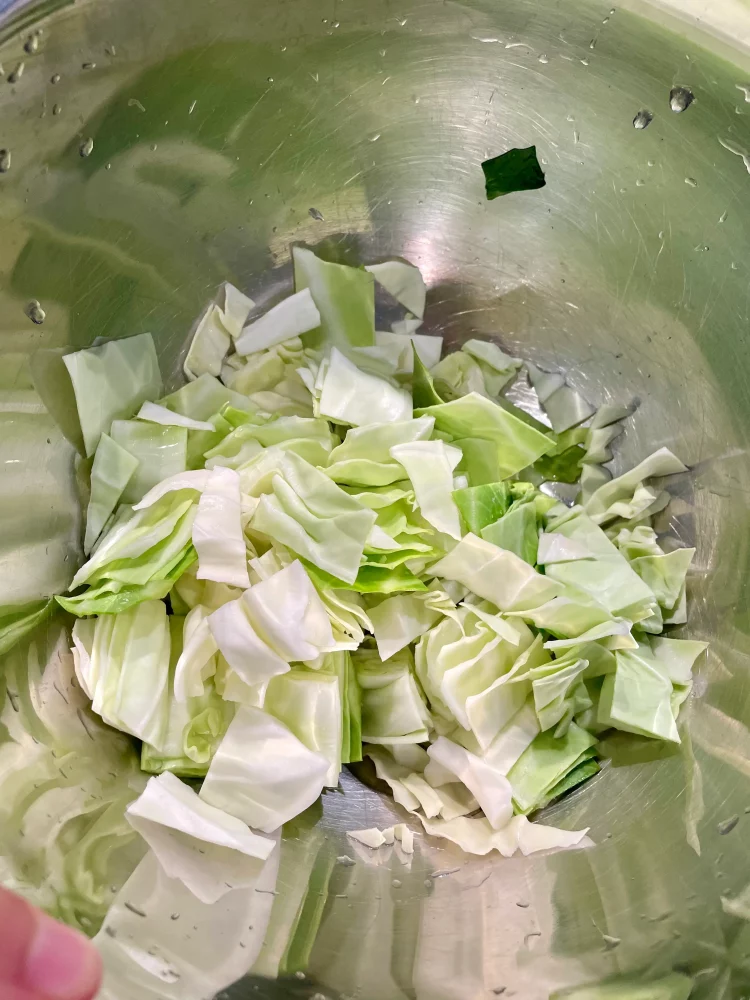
[1,0,750,995]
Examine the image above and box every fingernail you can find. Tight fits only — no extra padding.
[22,916,102,1000]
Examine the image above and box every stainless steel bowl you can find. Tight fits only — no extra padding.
[1,0,750,996]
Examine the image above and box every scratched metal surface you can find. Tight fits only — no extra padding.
[1,0,750,996]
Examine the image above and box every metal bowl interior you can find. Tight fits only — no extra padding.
[1,0,750,996]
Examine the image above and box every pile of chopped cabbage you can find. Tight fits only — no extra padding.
[5,248,706,932]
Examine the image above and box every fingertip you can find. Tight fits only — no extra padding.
[21,914,102,1000]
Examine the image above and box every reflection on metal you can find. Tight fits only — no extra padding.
[0,0,749,996]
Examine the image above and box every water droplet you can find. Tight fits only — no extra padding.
[24,34,40,55]
[308,207,324,221]
[333,21,340,28]
[670,86,694,113]
[718,815,739,835]
[170,912,180,920]
[26,299,45,324]
[8,62,25,83]
[379,48,386,57]
[105,44,116,56]
[267,76,274,83]
[0,149,11,173]
[580,57,589,66]
[53,103,61,115]
[295,971,306,980]
[636,178,645,186]
[80,137,94,157]
[50,73,60,84]
[369,133,381,142]
[82,61,96,71]
[602,16,610,24]
[633,109,653,129]
[150,143,157,151]
[647,159,655,167]
[589,38,597,50]
[392,879,402,888]
[694,244,709,252]
[685,176,697,187]
[602,934,621,950]
[538,53,549,64]
[720,210,728,223]
[573,130,580,143]
[732,262,739,270]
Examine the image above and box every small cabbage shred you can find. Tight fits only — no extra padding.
[4,248,706,989]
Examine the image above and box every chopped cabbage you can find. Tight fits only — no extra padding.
[62,332,162,456]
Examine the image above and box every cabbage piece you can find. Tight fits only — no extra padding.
[416,392,553,479]
[205,415,334,472]
[125,772,275,904]
[234,289,321,355]
[174,605,218,701]
[481,504,538,565]
[133,470,211,509]
[160,373,251,422]
[427,737,513,830]
[265,668,342,786]
[365,260,427,318]
[414,604,533,743]
[452,482,511,534]
[629,547,694,613]
[390,440,463,540]
[418,812,590,857]
[460,632,548,751]
[412,345,446,408]
[597,638,705,742]
[200,706,329,832]
[507,722,598,813]
[192,466,251,589]
[84,434,140,554]
[325,416,434,487]
[62,332,162,456]
[462,340,522,396]
[0,599,54,657]
[293,246,375,348]
[430,351,486,400]
[375,330,442,370]
[136,401,215,432]
[482,699,541,774]
[184,283,254,380]
[530,651,591,736]
[242,560,335,661]
[584,448,687,521]
[110,420,188,504]
[540,385,595,434]
[430,533,561,611]
[368,587,456,661]
[70,494,197,590]
[543,510,657,621]
[321,650,362,764]
[208,561,335,687]
[251,452,377,585]
[317,348,412,426]
[86,600,172,751]
[354,647,432,744]
[57,550,197,617]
